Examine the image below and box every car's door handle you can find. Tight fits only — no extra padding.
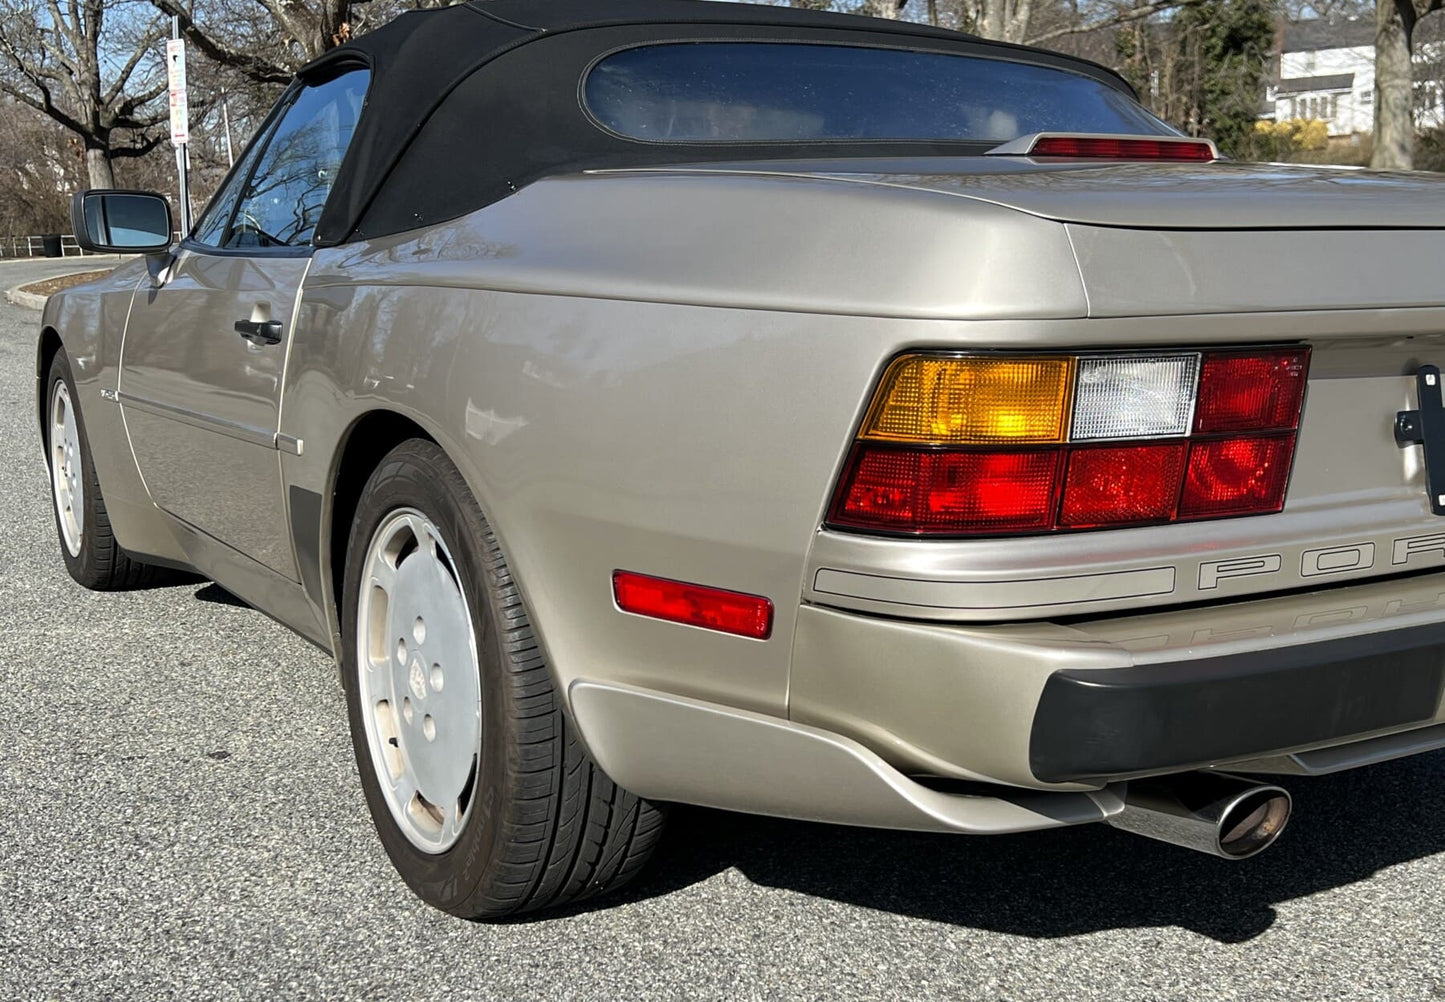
[234,319,283,346]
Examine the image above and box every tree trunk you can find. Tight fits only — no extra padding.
[1004,0,1032,43]
[981,0,1005,38]
[976,0,1032,43]
[1373,0,1415,169]
[862,0,900,18]
[85,146,116,189]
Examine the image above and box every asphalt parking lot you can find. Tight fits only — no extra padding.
[3,257,1445,1001]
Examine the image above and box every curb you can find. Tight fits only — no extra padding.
[2,256,128,311]
[5,285,49,310]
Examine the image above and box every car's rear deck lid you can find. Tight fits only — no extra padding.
[651,160,1445,231]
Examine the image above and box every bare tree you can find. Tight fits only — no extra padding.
[861,0,909,16]
[1373,0,1443,167]
[976,0,1036,41]
[150,0,455,84]
[0,97,83,233]
[1283,0,1369,15]
[0,0,172,188]
[976,0,1205,49]
[1025,0,1211,47]
[149,0,333,82]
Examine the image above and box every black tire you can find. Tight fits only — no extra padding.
[341,438,665,918]
[44,349,161,590]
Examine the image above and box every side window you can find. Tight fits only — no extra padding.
[190,101,287,247]
[226,68,369,250]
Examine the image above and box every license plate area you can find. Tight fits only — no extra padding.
[1395,364,1445,515]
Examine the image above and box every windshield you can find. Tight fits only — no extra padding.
[585,42,1173,145]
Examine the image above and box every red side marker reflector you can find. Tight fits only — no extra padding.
[1029,136,1216,161]
[612,571,773,640]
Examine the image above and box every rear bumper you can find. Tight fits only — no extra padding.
[566,572,1445,830]
[566,680,1445,835]
[568,680,1128,835]
[1030,622,1445,783]
[789,570,1445,791]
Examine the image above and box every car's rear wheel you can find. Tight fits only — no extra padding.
[45,349,160,590]
[341,439,665,918]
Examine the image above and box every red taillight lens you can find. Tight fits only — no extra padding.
[1059,442,1189,528]
[612,571,773,640]
[1178,434,1295,518]
[832,448,1060,534]
[1193,349,1309,433]
[1028,136,1217,161]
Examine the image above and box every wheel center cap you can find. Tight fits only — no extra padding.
[408,657,427,702]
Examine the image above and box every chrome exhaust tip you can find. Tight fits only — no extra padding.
[1105,771,1292,859]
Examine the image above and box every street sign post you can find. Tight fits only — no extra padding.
[166,27,192,232]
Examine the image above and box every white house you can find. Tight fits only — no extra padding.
[1265,19,1445,137]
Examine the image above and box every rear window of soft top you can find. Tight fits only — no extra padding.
[584,41,1174,145]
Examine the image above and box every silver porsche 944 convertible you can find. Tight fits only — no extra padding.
[39,0,1445,917]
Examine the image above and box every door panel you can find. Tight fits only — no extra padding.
[119,249,309,578]
[114,67,369,583]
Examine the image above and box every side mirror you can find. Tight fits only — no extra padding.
[70,189,173,254]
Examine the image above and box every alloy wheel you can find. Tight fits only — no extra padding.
[49,380,84,558]
[356,508,482,853]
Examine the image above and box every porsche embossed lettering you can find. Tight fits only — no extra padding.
[1394,533,1445,565]
[1196,532,1445,592]
[1302,543,1374,577]
[1198,554,1283,590]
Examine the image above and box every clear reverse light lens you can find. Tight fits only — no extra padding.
[1071,354,1200,441]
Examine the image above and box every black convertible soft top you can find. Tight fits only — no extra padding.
[301,0,1139,246]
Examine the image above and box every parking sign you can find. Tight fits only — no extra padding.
[166,38,188,146]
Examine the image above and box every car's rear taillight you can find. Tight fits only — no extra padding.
[1193,350,1310,433]
[1179,434,1297,518]
[828,347,1308,537]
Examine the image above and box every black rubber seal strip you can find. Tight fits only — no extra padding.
[1029,621,1445,783]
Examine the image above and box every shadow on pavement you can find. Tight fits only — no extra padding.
[84,566,204,591]
[600,751,1445,942]
[193,581,248,607]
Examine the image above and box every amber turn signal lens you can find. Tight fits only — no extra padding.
[861,355,1073,445]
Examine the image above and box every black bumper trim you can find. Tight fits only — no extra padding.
[1029,621,1445,783]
